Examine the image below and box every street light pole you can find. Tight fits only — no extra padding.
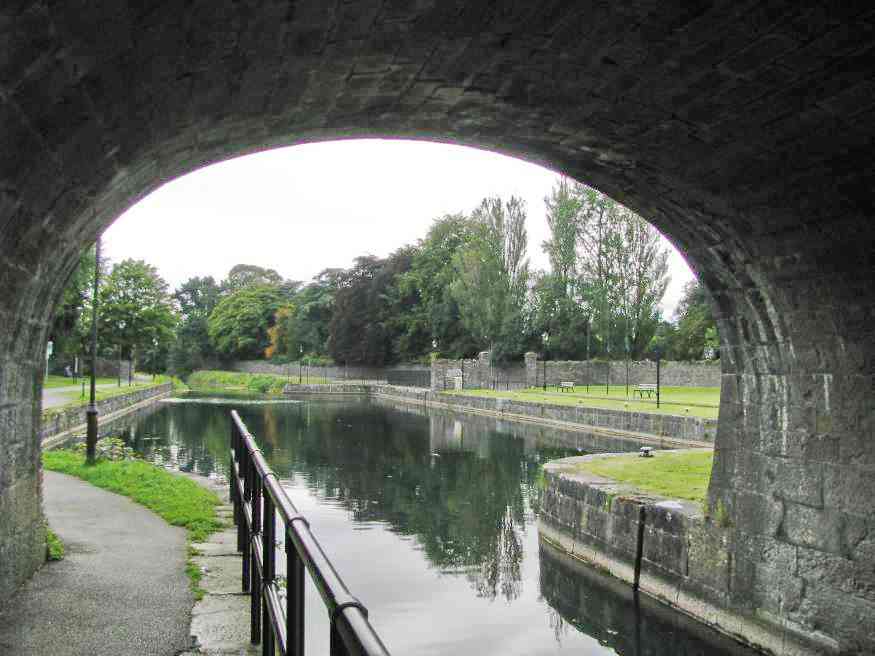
[656,348,662,409]
[86,237,101,465]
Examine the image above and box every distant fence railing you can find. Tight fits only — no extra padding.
[385,369,431,388]
[230,411,391,656]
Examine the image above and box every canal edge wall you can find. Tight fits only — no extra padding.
[40,383,173,449]
[539,456,837,656]
[358,385,715,448]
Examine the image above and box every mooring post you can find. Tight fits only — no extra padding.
[633,505,646,591]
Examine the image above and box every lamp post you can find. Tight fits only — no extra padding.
[298,345,303,384]
[542,332,549,392]
[86,237,101,465]
[654,345,662,409]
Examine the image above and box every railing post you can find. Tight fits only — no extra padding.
[242,444,252,593]
[262,491,276,656]
[330,621,347,656]
[287,527,305,656]
[230,420,238,525]
[251,467,262,645]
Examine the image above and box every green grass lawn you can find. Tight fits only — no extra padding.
[44,375,117,388]
[43,450,224,597]
[188,369,331,394]
[444,385,720,419]
[573,450,714,503]
[43,381,164,416]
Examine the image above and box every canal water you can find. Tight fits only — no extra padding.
[118,394,759,656]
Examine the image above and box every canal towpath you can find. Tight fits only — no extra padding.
[0,471,193,655]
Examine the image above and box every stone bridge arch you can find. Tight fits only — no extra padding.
[0,2,872,653]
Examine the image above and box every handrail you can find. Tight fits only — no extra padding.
[229,410,391,656]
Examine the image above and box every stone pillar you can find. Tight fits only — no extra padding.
[477,351,491,389]
[430,359,444,391]
[524,352,538,388]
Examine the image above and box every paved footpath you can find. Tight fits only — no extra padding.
[42,382,120,409]
[0,471,193,655]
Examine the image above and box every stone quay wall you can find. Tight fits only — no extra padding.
[540,457,835,656]
[366,385,716,445]
[432,352,721,391]
[231,360,429,381]
[38,383,172,445]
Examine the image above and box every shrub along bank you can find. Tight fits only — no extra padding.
[187,369,313,394]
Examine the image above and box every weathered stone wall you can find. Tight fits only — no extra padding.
[371,391,648,456]
[231,360,428,381]
[369,385,716,444]
[38,383,172,445]
[543,358,721,388]
[431,354,527,391]
[539,459,834,655]
[0,3,872,648]
[432,354,721,390]
[282,383,371,395]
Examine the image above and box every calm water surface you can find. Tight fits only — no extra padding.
[118,394,759,656]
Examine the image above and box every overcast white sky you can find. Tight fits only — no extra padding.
[103,139,694,316]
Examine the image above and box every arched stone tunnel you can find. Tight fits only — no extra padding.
[0,2,872,653]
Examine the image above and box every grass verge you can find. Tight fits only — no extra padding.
[45,525,64,561]
[574,450,714,503]
[42,382,164,417]
[443,385,719,419]
[44,375,117,388]
[187,369,330,394]
[42,450,223,598]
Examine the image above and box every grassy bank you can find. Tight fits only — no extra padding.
[43,450,223,597]
[44,375,117,388]
[188,369,329,394]
[42,381,166,417]
[443,385,719,419]
[573,450,714,503]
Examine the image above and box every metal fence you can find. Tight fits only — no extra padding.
[230,411,391,656]
[385,369,431,388]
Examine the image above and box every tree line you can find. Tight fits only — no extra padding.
[48,180,719,377]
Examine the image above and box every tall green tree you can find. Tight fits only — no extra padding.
[535,179,592,358]
[208,285,286,359]
[96,259,178,371]
[400,214,479,358]
[221,263,284,294]
[664,280,719,360]
[576,183,669,359]
[283,268,344,358]
[169,276,221,376]
[48,246,99,364]
[451,196,532,362]
[328,256,392,365]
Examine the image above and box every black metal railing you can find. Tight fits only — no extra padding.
[230,410,391,656]
[385,369,432,388]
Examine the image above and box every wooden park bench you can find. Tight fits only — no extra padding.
[559,381,575,392]
[634,383,657,398]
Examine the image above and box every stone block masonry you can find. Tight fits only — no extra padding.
[431,354,721,391]
[39,383,173,446]
[0,3,872,649]
[361,384,716,446]
[539,457,839,656]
